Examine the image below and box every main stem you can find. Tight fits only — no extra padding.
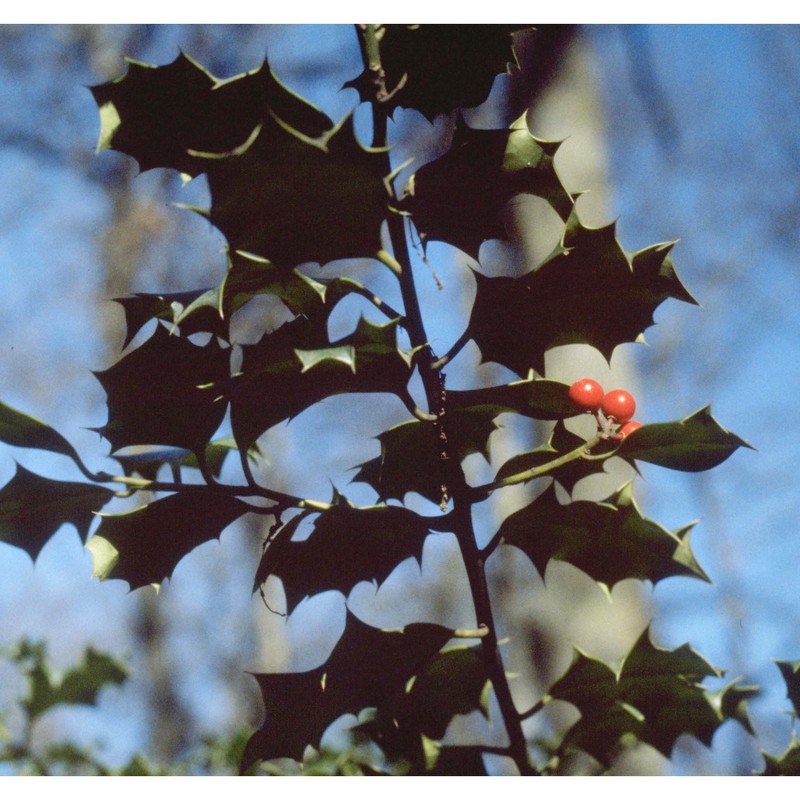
[359,24,534,775]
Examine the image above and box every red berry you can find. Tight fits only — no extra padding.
[618,420,642,439]
[568,379,604,413]
[601,390,636,423]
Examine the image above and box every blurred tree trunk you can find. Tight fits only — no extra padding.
[493,26,658,775]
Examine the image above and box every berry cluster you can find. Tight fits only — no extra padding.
[568,378,642,440]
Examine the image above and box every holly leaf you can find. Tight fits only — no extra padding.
[468,214,697,375]
[112,437,258,482]
[498,481,709,589]
[353,407,500,504]
[0,400,85,462]
[761,735,800,776]
[774,659,800,717]
[93,54,388,268]
[91,52,329,176]
[447,378,575,421]
[229,315,413,452]
[255,505,431,614]
[94,324,230,458]
[0,465,113,560]
[200,113,390,267]
[12,640,128,723]
[242,610,452,768]
[216,250,328,319]
[424,742,489,775]
[353,379,576,503]
[494,421,608,494]
[172,250,358,345]
[619,406,754,472]
[547,630,753,766]
[405,116,571,258]
[399,645,490,740]
[86,491,251,590]
[112,290,226,349]
[344,25,524,121]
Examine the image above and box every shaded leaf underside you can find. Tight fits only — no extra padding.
[243,611,453,767]
[548,630,753,766]
[228,314,413,452]
[0,465,113,560]
[87,491,252,589]
[406,116,571,258]
[255,505,432,614]
[94,323,230,458]
[353,379,575,504]
[468,214,696,376]
[93,53,390,269]
[498,481,708,589]
[344,25,524,121]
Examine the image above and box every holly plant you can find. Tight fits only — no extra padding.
[0,25,759,775]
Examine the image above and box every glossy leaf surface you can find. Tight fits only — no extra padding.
[468,215,696,375]
[406,117,571,257]
[619,406,754,472]
[548,631,752,766]
[91,52,329,175]
[498,482,708,589]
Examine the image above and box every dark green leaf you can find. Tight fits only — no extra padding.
[91,52,329,176]
[761,735,800,776]
[498,481,709,589]
[255,505,431,614]
[242,610,452,767]
[113,438,260,482]
[0,400,84,461]
[93,54,388,268]
[468,214,696,375]
[113,290,225,349]
[353,408,499,504]
[548,630,752,766]
[202,113,390,267]
[0,466,113,559]
[86,491,251,589]
[354,379,576,503]
[216,250,328,319]
[344,25,524,120]
[173,251,363,344]
[94,323,230,458]
[424,743,489,775]
[619,406,754,472]
[229,315,413,452]
[774,659,800,717]
[405,117,571,258]
[707,681,758,738]
[447,377,575,420]
[400,646,490,739]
